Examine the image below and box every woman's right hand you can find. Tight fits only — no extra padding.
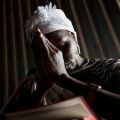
[34,28,69,82]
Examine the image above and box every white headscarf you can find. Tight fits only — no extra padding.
[25,2,80,53]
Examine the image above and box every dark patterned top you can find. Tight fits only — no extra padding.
[69,58,120,94]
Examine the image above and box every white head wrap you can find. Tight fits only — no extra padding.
[25,2,80,53]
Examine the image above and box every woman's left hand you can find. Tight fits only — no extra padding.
[34,28,69,82]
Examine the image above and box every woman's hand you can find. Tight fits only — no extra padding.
[34,28,69,82]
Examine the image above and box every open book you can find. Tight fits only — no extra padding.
[3,96,98,120]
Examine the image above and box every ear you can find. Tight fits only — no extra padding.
[68,32,74,38]
[69,31,81,54]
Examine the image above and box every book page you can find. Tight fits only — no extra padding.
[4,96,98,120]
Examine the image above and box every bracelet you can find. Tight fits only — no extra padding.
[87,83,101,106]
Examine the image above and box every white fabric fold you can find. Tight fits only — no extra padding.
[25,2,80,53]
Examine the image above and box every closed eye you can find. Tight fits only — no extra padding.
[58,41,70,51]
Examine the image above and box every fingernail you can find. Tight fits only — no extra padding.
[37,28,41,32]
[40,33,43,38]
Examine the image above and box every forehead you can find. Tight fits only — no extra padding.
[45,30,70,41]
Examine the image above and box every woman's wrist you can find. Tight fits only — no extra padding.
[57,73,71,81]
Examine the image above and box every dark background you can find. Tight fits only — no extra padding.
[0,0,120,110]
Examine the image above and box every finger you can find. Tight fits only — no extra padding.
[35,28,59,52]
[33,28,50,55]
[45,36,59,52]
[34,28,59,54]
[34,28,43,38]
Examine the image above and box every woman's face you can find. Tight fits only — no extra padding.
[45,30,81,70]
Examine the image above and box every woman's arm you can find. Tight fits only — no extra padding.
[34,29,120,119]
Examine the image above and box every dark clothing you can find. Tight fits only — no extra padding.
[69,58,120,94]
[1,58,120,120]
[26,58,120,119]
[67,58,120,119]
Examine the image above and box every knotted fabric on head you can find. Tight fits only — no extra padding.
[25,2,80,54]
